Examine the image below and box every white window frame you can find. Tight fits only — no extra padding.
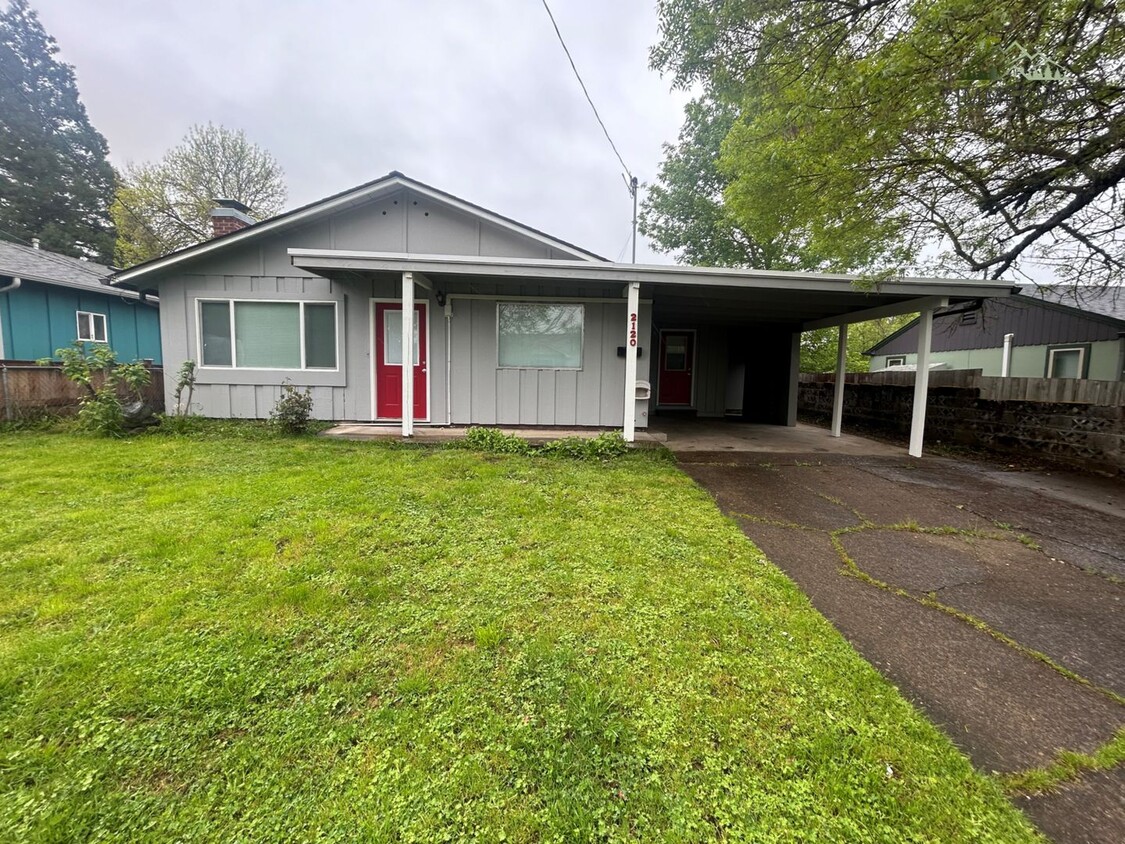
[885,355,907,366]
[76,311,108,343]
[196,298,340,372]
[1046,346,1086,379]
[496,302,585,370]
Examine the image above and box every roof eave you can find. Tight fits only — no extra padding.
[287,248,1018,299]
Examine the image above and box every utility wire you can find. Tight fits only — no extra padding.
[539,0,633,183]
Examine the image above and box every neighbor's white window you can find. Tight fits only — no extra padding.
[198,299,338,370]
[1047,346,1085,379]
[497,303,583,369]
[76,311,107,343]
[886,356,907,366]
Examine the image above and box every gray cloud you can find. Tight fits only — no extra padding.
[36,0,691,262]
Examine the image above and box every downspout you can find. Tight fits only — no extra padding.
[0,277,20,361]
[445,297,453,426]
[0,277,19,421]
[1001,333,1014,377]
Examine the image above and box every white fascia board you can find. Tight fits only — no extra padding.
[113,175,601,286]
[288,248,1017,300]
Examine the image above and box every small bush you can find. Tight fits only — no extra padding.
[541,431,628,459]
[462,427,629,460]
[464,426,534,455]
[39,343,151,437]
[270,382,314,434]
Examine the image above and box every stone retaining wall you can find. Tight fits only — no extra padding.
[798,381,1124,474]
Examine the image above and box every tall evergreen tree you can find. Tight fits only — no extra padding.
[0,0,115,261]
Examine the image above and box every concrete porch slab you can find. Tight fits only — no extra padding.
[319,424,668,446]
[649,418,905,456]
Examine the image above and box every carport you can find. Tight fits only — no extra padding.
[289,249,1014,455]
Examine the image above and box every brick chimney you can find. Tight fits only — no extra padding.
[210,199,255,238]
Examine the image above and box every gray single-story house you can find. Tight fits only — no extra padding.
[866,285,1125,380]
[111,172,1014,453]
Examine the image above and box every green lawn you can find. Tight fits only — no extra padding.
[0,429,1039,842]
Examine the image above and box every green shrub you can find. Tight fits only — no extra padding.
[462,427,628,460]
[38,343,151,437]
[464,426,535,455]
[541,431,628,459]
[270,381,315,434]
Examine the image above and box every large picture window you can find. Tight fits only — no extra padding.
[198,299,338,370]
[497,303,583,369]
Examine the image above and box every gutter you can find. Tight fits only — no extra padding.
[0,277,19,359]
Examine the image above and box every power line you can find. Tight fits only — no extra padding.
[538,0,633,183]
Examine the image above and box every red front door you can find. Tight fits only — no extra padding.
[375,302,428,420]
[658,330,694,405]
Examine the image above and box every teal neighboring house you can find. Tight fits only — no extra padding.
[0,240,161,363]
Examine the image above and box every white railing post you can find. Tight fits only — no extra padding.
[908,307,935,457]
[623,282,640,442]
[831,323,847,437]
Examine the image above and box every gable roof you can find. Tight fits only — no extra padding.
[112,171,606,286]
[0,240,139,299]
[864,284,1125,355]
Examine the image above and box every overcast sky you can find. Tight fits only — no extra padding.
[35,0,692,263]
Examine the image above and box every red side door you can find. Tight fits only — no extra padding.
[375,302,428,420]
[658,330,694,405]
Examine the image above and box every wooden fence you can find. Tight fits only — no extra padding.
[799,370,1125,406]
[0,360,165,421]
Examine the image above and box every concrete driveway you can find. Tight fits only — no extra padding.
[668,424,1124,844]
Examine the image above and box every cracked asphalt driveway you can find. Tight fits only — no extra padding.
[677,449,1124,844]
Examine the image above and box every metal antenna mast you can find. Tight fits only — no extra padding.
[625,175,639,263]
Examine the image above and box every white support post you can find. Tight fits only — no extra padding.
[830,323,848,437]
[401,271,414,438]
[622,282,640,443]
[908,307,935,457]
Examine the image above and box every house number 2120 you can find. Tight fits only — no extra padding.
[629,313,638,347]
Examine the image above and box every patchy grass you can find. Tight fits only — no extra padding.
[0,430,1040,842]
[1000,728,1125,796]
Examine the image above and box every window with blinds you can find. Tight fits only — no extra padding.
[198,299,338,370]
[497,303,583,369]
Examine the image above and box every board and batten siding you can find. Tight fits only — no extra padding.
[449,296,652,427]
[153,186,647,425]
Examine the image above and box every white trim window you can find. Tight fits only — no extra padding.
[497,302,583,369]
[885,355,907,366]
[1046,346,1085,379]
[76,311,107,343]
[198,299,338,370]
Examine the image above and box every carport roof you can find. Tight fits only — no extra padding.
[288,249,1018,329]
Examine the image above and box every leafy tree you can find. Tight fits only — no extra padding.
[112,123,287,266]
[0,0,115,260]
[651,0,1125,285]
[800,316,916,373]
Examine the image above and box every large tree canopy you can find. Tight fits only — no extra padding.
[650,0,1125,285]
[0,0,115,261]
[112,123,287,266]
